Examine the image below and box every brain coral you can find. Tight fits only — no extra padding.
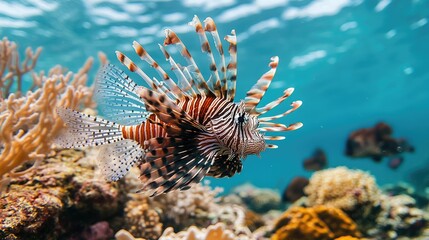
[271,206,361,240]
[304,166,380,219]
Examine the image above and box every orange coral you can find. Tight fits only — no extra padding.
[334,236,363,240]
[271,206,361,240]
[0,38,106,180]
[0,37,42,98]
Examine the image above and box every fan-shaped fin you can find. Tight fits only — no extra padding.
[55,107,123,148]
[95,64,150,125]
[138,136,215,196]
[98,139,144,181]
[136,87,205,132]
[207,154,242,178]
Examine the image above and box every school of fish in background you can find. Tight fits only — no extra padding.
[1,0,429,239]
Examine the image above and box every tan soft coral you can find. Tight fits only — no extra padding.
[304,166,380,219]
[271,206,361,240]
[0,37,42,98]
[0,37,106,180]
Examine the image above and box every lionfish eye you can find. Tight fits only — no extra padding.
[236,112,247,124]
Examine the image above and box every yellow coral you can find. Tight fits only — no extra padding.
[0,38,106,180]
[334,236,363,240]
[304,167,380,216]
[271,206,361,240]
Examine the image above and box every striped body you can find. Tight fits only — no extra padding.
[121,95,264,158]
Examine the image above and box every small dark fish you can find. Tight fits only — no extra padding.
[388,157,404,170]
[56,16,303,196]
[345,122,414,162]
[282,176,309,203]
[303,148,327,171]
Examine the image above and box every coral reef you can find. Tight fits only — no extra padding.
[0,37,106,180]
[0,37,42,98]
[149,182,223,231]
[0,149,125,239]
[71,221,114,240]
[305,166,380,220]
[271,206,361,240]
[244,209,266,232]
[159,222,250,240]
[382,182,429,208]
[228,183,282,213]
[366,194,428,239]
[124,193,163,240]
[334,236,362,240]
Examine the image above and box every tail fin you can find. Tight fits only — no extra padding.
[56,107,144,181]
[55,107,124,148]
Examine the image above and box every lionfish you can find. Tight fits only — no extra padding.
[57,16,303,196]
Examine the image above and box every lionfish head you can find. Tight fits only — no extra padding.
[211,101,266,159]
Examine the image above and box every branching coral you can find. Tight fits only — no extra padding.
[0,37,42,98]
[304,166,380,219]
[0,38,106,180]
[271,206,361,240]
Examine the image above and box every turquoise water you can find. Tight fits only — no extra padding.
[1,0,428,194]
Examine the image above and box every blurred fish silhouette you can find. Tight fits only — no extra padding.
[388,156,404,170]
[345,122,414,163]
[303,148,327,171]
[282,176,309,203]
[56,16,303,196]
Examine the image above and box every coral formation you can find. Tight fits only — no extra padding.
[334,236,362,240]
[71,221,114,240]
[0,37,42,98]
[271,206,361,240]
[0,149,125,239]
[159,222,250,240]
[229,183,282,213]
[305,166,380,220]
[244,209,265,232]
[366,194,428,239]
[0,37,106,180]
[149,182,223,231]
[124,193,163,240]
